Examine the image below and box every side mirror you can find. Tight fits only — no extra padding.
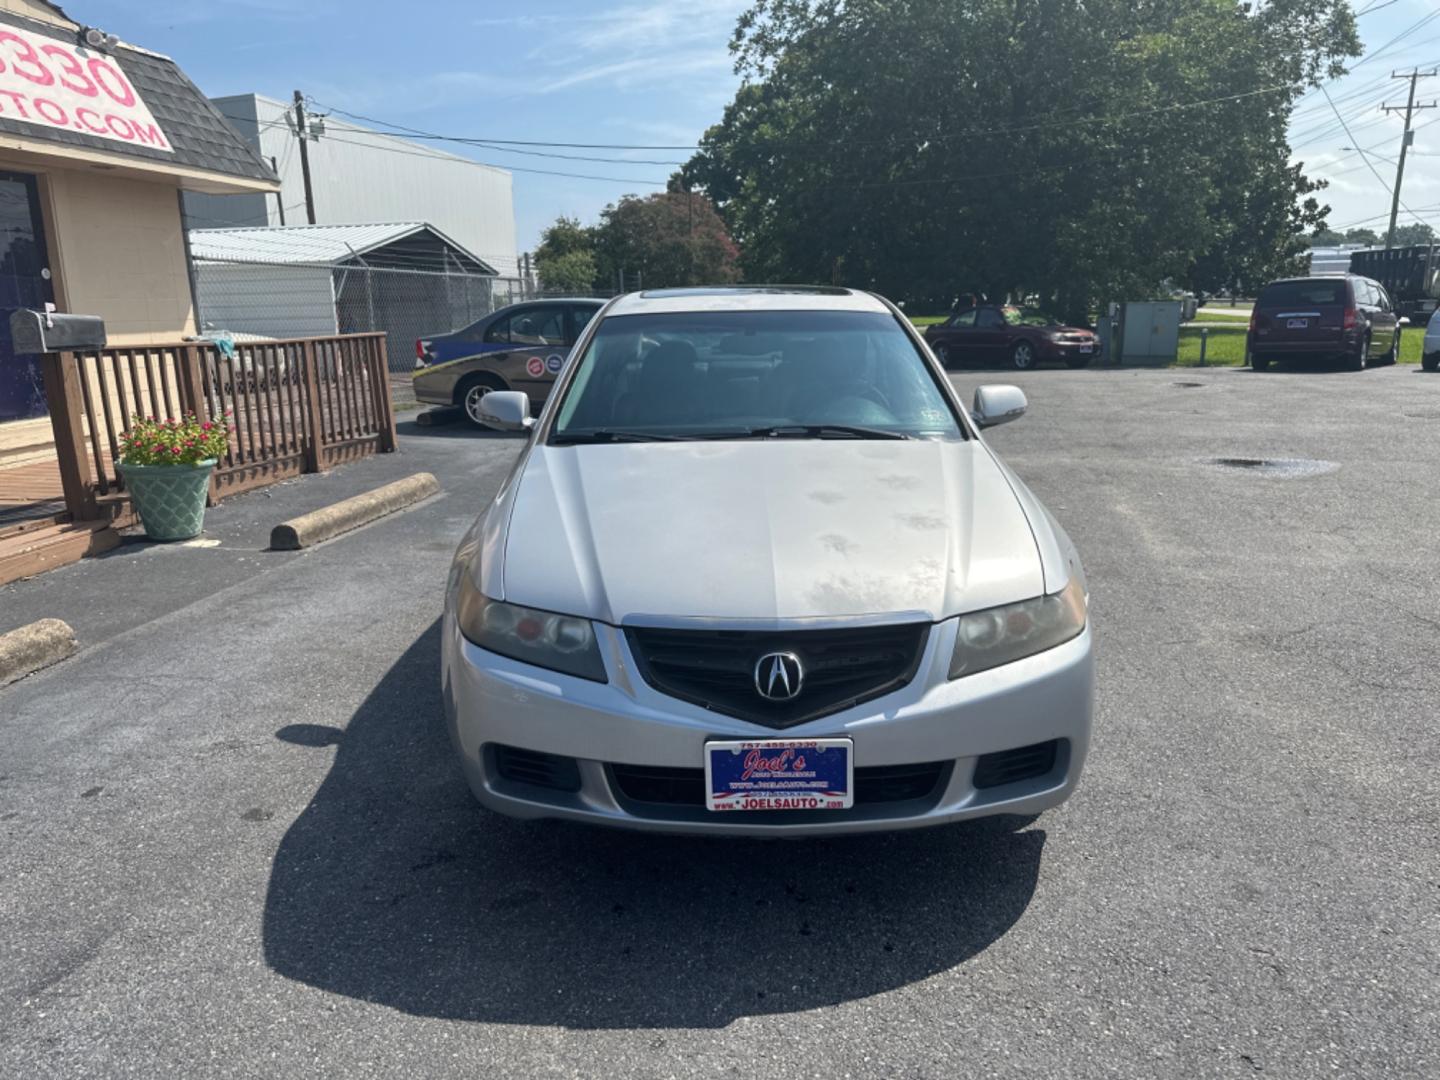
[1399,316,1412,327]
[971,384,1027,429]
[478,390,533,431]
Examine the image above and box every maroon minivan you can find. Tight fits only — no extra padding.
[1248,275,1401,372]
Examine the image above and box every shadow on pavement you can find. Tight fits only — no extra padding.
[263,621,1046,1029]
[396,415,526,441]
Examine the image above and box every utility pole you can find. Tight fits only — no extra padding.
[1381,69,1437,249]
[293,90,317,225]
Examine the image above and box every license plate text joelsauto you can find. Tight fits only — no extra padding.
[705,738,854,812]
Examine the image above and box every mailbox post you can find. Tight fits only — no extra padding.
[11,308,108,523]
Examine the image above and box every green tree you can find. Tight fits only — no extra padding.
[592,187,741,289]
[686,0,1360,316]
[1344,227,1380,246]
[536,249,597,293]
[1389,222,1435,246]
[1309,228,1345,245]
[534,216,598,292]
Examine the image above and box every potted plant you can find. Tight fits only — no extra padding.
[116,412,232,541]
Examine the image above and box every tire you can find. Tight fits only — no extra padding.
[1251,352,1270,372]
[1345,336,1368,373]
[934,342,955,368]
[1387,329,1401,366]
[1010,341,1037,370]
[1424,351,1439,372]
[456,374,506,428]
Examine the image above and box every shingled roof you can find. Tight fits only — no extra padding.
[0,9,277,186]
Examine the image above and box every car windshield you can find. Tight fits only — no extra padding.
[1002,307,1059,327]
[549,310,963,441]
[1258,280,1347,307]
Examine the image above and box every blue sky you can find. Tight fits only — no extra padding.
[74,0,1440,251]
[80,0,749,251]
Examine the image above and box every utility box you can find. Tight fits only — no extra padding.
[1119,301,1181,365]
[9,308,107,354]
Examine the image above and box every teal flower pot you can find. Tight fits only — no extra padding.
[118,459,217,541]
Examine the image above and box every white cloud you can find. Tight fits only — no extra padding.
[501,0,748,95]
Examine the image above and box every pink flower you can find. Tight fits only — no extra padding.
[201,422,212,431]
[171,446,181,455]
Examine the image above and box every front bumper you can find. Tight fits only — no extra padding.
[1037,340,1098,361]
[441,612,1094,836]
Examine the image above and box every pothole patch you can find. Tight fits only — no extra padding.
[1173,381,1206,388]
[1204,457,1339,478]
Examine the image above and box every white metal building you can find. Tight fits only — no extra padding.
[184,93,519,276]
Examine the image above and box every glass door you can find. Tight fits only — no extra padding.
[0,171,55,422]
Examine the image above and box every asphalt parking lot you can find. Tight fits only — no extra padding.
[3,366,1438,1078]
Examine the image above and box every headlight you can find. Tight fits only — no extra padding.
[455,571,607,682]
[949,577,1086,679]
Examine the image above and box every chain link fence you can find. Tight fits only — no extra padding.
[192,259,608,376]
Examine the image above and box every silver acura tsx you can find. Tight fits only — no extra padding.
[441,286,1093,835]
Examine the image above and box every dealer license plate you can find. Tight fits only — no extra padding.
[1287,318,1309,329]
[1079,344,1093,353]
[704,738,853,812]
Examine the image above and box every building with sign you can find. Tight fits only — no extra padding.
[183,93,519,278]
[0,0,277,460]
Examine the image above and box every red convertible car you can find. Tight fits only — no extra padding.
[924,305,1098,369]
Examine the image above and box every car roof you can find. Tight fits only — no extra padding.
[500,297,605,309]
[605,285,892,317]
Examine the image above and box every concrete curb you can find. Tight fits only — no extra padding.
[269,473,441,551]
[0,618,78,687]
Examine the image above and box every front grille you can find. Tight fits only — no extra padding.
[972,740,1059,789]
[610,761,948,807]
[492,745,581,792]
[625,622,929,728]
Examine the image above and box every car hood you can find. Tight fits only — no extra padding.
[497,439,1045,625]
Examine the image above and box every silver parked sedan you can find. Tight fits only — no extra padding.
[442,286,1093,835]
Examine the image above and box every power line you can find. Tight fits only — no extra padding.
[308,83,1301,153]
[216,106,685,167]
[1351,9,1440,69]
[314,131,668,185]
[1318,82,1430,230]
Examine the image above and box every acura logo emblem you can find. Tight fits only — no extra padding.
[754,651,804,701]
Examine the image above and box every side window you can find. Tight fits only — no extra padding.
[483,314,510,344]
[566,305,598,346]
[1375,285,1391,312]
[1356,281,1376,308]
[947,309,978,328]
[456,317,489,342]
[976,307,1006,329]
[510,307,566,347]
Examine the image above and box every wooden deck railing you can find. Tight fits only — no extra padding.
[41,332,397,524]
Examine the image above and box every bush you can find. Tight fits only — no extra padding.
[118,412,231,467]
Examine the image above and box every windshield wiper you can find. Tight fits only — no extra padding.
[725,424,911,441]
[550,429,691,445]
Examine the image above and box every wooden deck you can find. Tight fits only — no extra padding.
[0,456,65,529]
